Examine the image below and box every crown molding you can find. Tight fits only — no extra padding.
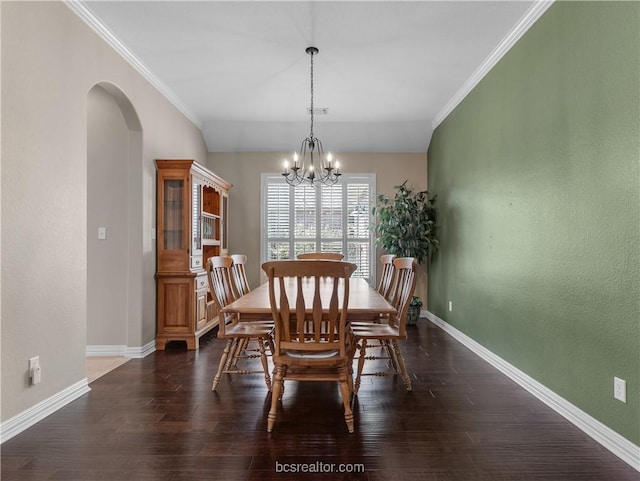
[65,1,202,129]
[432,0,555,129]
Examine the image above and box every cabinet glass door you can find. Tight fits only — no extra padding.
[192,180,202,253]
[164,179,184,250]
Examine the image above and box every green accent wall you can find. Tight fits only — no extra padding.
[428,2,639,445]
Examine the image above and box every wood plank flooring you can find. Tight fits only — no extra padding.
[2,321,637,480]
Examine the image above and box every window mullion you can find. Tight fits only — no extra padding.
[340,182,349,255]
[289,187,296,256]
[316,186,322,251]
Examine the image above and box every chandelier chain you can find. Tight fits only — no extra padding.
[309,48,314,138]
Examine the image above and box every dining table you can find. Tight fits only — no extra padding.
[220,277,396,322]
[221,274,396,397]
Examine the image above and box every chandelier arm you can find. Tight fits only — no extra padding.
[315,138,325,169]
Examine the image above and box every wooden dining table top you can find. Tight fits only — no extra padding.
[221,277,396,320]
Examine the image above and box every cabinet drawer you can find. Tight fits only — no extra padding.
[191,256,203,269]
[195,274,208,290]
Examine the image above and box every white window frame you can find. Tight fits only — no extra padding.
[260,173,376,285]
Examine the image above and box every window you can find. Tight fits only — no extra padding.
[261,173,376,284]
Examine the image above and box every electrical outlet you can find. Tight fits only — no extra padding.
[614,377,626,403]
[29,356,41,385]
[448,301,453,312]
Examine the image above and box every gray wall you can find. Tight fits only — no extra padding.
[1,1,208,422]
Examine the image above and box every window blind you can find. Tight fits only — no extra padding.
[262,173,376,284]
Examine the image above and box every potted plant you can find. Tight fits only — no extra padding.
[372,181,438,324]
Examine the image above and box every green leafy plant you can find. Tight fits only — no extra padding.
[372,181,439,264]
[373,181,438,324]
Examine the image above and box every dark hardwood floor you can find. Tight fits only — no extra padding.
[2,321,637,480]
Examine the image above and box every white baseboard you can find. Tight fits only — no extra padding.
[424,311,640,471]
[86,340,155,359]
[126,340,156,358]
[1,342,156,443]
[86,344,127,356]
[0,379,91,444]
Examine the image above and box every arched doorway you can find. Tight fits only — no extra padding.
[86,83,142,376]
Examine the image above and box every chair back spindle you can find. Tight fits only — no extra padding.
[377,254,396,301]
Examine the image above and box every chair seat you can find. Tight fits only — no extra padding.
[350,317,386,327]
[224,321,273,337]
[282,349,340,359]
[272,362,351,382]
[275,351,349,367]
[351,322,405,340]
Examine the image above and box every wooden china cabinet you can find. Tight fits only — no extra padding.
[155,159,232,350]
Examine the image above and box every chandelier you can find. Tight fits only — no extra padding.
[282,47,342,186]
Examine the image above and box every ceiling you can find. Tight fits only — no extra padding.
[78,1,541,153]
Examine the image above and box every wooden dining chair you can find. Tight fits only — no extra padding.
[262,259,358,433]
[297,252,345,261]
[351,257,417,394]
[351,253,397,355]
[229,254,275,361]
[207,256,273,391]
[230,254,251,297]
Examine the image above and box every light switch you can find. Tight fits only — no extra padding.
[98,227,107,240]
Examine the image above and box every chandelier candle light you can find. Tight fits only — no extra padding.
[282,47,342,186]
